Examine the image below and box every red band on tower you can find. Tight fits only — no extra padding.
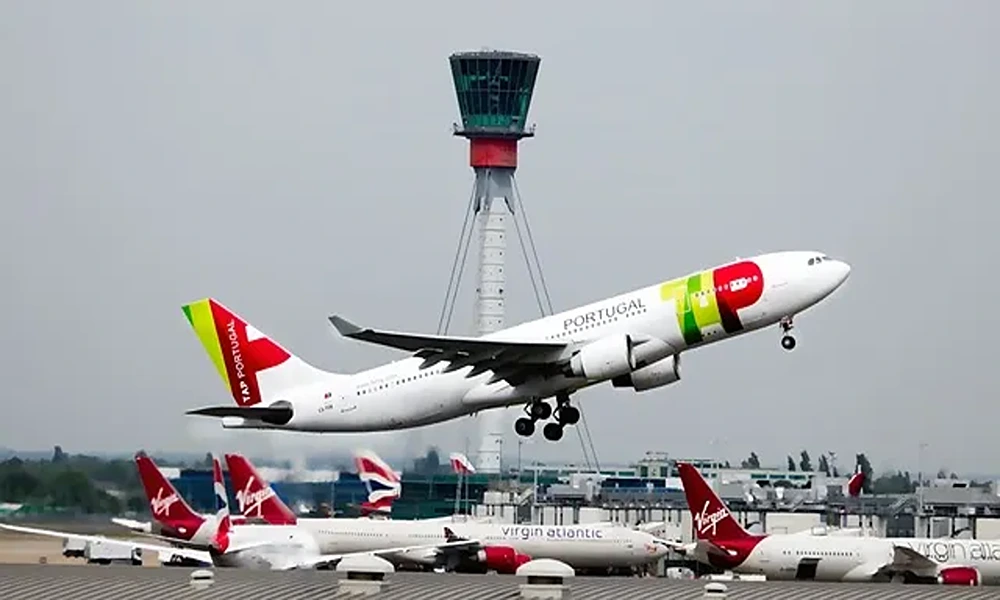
[469,138,518,169]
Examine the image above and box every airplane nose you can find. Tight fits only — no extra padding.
[833,260,851,286]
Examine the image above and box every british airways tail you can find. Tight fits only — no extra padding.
[209,455,234,553]
[353,449,402,516]
[181,298,345,421]
[134,451,205,539]
[224,453,298,525]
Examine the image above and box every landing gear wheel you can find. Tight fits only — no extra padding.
[529,401,552,421]
[543,422,564,442]
[514,418,535,437]
[557,405,580,425]
[781,335,796,351]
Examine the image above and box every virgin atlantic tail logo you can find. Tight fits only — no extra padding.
[236,476,275,518]
[150,487,179,518]
[694,499,730,538]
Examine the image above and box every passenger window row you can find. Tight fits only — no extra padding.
[357,367,444,396]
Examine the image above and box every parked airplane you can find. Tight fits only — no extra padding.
[183,251,850,441]
[218,455,666,573]
[5,456,471,570]
[672,462,990,585]
[288,518,669,574]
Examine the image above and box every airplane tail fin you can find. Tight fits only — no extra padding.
[845,463,865,498]
[181,298,342,408]
[353,449,401,516]
[224,453,298,525]
[134,451,204,536]
[449,452,476,476]
[677,462,751,542]
[211,454,229,521]
[209,456,232,553]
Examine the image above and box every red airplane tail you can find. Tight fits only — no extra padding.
[677,462,753,542]
[134,451,204,538]
[845,464,865,498]
[224,453,298,525]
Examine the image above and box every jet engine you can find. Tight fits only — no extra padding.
[477,546,532,575]
[611,355,681,392]
[937,566,980,586]
[567,334,636,381]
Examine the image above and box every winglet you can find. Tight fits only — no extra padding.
[329,315,364,337]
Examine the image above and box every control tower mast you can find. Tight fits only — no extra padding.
[448,50,540,474]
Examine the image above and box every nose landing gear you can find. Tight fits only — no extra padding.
[514,392,580,442]
[780,316,796,351]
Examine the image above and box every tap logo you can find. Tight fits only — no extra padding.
[150,488,179,517]
[236,477,274,517]
[694,500,729,537]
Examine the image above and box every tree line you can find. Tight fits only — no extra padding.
[0,446,989,514]
[735,450,988,495]
[0,446,226,515]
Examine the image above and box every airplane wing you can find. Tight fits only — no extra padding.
[295,538,482,570]
[659,538,738,562]
[329,315,573,386]
[99,529,271,554]
[110,517,151,532]
[890,544,940,572]
[0,523,212,564]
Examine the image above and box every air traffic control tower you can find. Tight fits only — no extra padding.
[449,50,540,474]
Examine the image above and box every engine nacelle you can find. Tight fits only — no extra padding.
[567,334,636,381]
[477,546,532,575]
[937,566,980,586]
[612,355,681,392]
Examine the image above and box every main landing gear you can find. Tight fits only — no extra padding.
[780,316,797,351]
[514,392,581,442]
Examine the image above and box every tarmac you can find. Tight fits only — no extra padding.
[0,532,997,599]
[1,564,999,600]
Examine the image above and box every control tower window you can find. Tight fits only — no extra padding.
[451,55,539,131]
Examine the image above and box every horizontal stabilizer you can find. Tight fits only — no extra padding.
[186,405,293,426]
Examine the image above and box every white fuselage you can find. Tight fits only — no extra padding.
[727,535,1000,584]
[231,251,849,432]
[731,535,896,582]
[295,518,667,569]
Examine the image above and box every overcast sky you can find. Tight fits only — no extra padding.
[1,2,997,476]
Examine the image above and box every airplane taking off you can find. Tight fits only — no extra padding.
[183,251,850,441]
[672,463,994,586]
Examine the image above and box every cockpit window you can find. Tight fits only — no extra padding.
[808,258,815,266]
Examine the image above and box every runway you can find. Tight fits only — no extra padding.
[0,564,996,600]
